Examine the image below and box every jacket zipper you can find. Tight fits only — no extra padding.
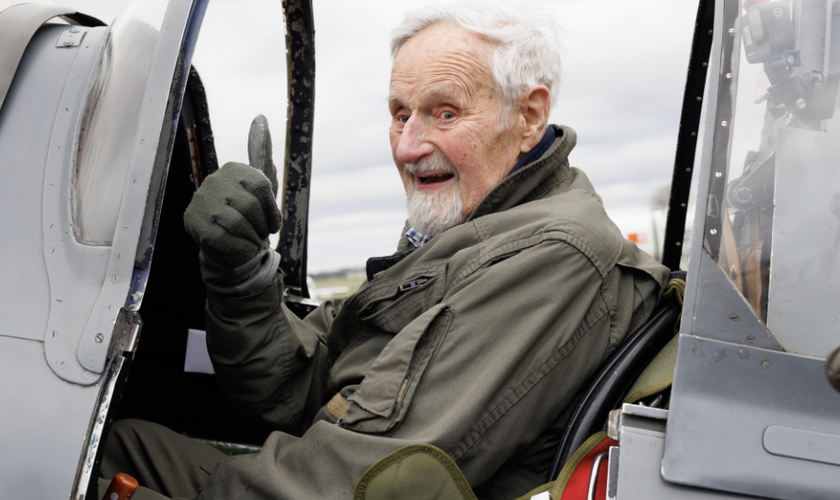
[399,277,429,292]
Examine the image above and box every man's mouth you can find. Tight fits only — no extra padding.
[416,172,455,185]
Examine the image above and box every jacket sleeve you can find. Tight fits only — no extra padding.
[197,237,665,500]
[204,272,338,434]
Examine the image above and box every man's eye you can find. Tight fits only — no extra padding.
[441,112,456,120]
[398,115,409,123]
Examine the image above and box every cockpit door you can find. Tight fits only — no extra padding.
[0,0,207,498]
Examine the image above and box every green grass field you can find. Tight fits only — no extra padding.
[312,275,366,299]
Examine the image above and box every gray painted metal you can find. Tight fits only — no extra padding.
[662,335,840,499]
[73,0,204,375]
[692,250,782,350]
[0,24,97,344]
[767,127,840,357]
[618,403,668,421]
[632,0,840,498]
[55,26,86,47]
[613,409,756,500]
[0,4,75,114]
[73,309,141,498]
[0,0,204,497]
[763,426,840,467]
[606,446,619,500]
[677,0,798,355]
[0,24,110,496]
[73,356,126,499]
[607,404,669,445]
[680,0,782,353]
[39,23,112,384]
[0,337,104,499]
[681,0,724,338]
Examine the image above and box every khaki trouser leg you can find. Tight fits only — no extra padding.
[99,419,227,500]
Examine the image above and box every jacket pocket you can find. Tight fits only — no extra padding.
[358,272,445,333]
[340,304,453,434]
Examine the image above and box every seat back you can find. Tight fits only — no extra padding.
[546,272,685,482]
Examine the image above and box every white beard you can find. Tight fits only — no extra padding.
[404,150,465,237]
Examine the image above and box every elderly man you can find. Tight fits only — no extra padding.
[102,4,669,500]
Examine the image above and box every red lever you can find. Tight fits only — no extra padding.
[102,473,139,500]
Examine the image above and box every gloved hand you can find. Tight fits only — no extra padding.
[184,115,282,295]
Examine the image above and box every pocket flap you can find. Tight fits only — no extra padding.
[361,273,444,334]
[344,303,452,423]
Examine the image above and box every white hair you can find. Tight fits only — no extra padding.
[390,2,563,127]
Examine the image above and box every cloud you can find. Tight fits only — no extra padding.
[310,164,404,213]
[308,210,408,273]
[64,0,702,272]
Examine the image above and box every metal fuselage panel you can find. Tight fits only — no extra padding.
[662,0,840,498]
[0,24,87,342]
[0,23,108,500]
[0,337,103,499]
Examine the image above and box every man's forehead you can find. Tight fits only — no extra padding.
[402,22,492,54]
[392,24,493,74]
[389,25,494,105]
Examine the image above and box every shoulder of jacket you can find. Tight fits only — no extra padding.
[473,169,635,276]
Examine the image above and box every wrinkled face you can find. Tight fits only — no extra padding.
[389,23,525,235]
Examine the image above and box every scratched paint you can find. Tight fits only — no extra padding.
[279,0,315,297]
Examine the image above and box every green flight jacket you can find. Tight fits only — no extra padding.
[199,125,670,500]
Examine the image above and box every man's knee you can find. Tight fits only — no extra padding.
[104,419,154,461]
[109,418,161,441]
[101,419,173,480]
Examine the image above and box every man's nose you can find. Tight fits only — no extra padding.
[396,116,434,165]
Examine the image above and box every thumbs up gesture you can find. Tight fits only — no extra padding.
[184,115,282,294]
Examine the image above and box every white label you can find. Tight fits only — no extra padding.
[184,329,215,375]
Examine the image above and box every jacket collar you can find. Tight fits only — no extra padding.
[467,125,577,222]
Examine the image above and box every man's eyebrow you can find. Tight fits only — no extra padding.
[387,88,459,108]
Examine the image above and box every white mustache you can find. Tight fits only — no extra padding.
[404,150,457,176]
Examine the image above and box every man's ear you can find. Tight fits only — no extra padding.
[517,86,550,154]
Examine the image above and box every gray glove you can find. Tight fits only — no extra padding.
[184,115,282,295]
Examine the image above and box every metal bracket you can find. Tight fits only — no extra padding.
[607,403,751,499]
[56,27,86,47]
[107,308,142,360]
[608,403,669,442]
[283,286,321,318]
